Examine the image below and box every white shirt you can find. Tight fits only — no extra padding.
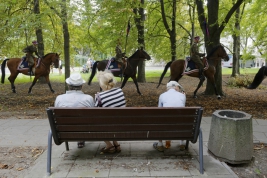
[158,88,186,107]
[55,90,95,107]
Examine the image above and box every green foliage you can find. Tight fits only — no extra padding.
[227,75,252,88]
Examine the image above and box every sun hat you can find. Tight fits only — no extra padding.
[66,73,85,86]
[167,81,182,88]
[32,40,38,44]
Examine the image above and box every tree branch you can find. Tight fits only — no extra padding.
[218,0,245,34]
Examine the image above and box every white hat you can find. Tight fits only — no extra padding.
[66,73,85,86]
[167,81,182,88]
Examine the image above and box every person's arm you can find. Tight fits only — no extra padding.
[192,44,205,56]
[34,51,41,58]
[158,95,163,107]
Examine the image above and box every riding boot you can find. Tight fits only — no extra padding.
[28,66,32,75]
[199,68,205,80]
[28,66,34,75]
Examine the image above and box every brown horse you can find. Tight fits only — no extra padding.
[1,53,60,94]
[157,44,229,99]
[88,48,151,95]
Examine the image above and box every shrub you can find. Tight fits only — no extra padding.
[227,75,253,88]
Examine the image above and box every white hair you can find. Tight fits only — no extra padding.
[97,70,117,90]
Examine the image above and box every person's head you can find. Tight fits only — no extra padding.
[115,45,122,53]
[166,81,184,92]
[193,36,200,43]
[97,70,117,91]
[32,40,38,46]
[66,73,85,90]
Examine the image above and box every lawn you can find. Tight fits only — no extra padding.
[1,67,259,84]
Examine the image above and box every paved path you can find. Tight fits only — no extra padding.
[0,116,267,178]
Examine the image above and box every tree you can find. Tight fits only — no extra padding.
[133,0,147,82]
[44,0,70,90]
[159,0,177,61]
[196,0,245,95]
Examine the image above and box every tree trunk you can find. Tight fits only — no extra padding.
[232,6,240,77]
[33,0,46,83]
[61,0,70,91]
[160,0,177,61]
[134,0,146,83]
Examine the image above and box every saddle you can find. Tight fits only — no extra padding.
[182,57,209,75]
[17,57,41,71]
[105,57,127,72]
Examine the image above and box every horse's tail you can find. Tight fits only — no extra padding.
[156,61,173,88]
[1,59,8,84]
[88,61,99,85]
[247,66,267,89]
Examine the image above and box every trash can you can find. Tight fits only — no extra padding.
[208,110,253,164]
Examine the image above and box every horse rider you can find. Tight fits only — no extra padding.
[190,36,205,80]
[22,40,41,75]
[114,44,126,75]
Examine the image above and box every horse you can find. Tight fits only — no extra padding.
[88,48,151,95]
[1,53,60,94]
[247,66,267,89]
[157,44,229,99]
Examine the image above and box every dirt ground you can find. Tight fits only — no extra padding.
[0,74,267,177]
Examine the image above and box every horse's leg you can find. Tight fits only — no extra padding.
[44,75,55,93]
[120,76,129,89]
[193,78,205,99]
[8,73,19,93]
[28,77,39,94]
[130,76,142,95]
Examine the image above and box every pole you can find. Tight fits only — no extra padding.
[124,20,131,53]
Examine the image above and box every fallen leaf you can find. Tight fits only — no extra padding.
[0,164,8,169]
[16,167,24,171]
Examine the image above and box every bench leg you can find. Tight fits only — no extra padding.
[185,140,189,149]
[47,130,52,176]
[199,128,204,174]
[65,142,69,151]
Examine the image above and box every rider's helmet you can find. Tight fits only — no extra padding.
[32,40,38,45]
[194,36,200,41]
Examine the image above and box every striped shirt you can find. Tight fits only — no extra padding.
[95,88,126,107]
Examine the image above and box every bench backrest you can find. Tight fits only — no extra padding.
[47,107,203,145]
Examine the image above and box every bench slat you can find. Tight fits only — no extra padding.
[58,131,194,141]
[54,117,197,125]
[56,124,196,132]
[53,107,199,116]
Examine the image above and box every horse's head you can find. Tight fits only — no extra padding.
[51,53,60,68]
[207,44,229,62]
[218,44,229,61]
[133,48,151,61]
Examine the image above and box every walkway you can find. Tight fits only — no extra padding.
[0,117,267,177]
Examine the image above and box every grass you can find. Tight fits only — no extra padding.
[221,67,260,75]
[1,67,258,85]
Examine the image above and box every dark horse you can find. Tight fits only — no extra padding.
[88,49,151,95]
[1,53,60,93]
[247,66,267,89]
[157,44,229,99]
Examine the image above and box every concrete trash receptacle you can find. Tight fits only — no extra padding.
[208,110,253,164]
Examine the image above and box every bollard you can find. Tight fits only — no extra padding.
[208,110,253,164]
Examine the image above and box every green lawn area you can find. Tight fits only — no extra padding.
[1,67,259,84]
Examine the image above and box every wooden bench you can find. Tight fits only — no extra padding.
[46,107,204,176]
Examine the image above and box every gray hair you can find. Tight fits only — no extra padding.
[68,85,82,90]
